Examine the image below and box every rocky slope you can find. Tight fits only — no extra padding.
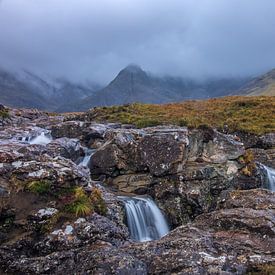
[0,105,274,274]
[0,68,100,111]
[71,65,248,111]
[237,68,275,96]
[0,65,249,112]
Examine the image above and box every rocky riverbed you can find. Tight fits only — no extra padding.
[0,106,274,274]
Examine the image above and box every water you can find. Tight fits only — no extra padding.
[29,132,52,145]
[261,165,275,191]
[78,148,95,167]
[119,196,169,242]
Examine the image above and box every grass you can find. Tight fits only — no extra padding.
[27,180,51,195]
[64,187,92,217]
[0,109,10,119]
[63,187,107,217]
[83,96,275,135]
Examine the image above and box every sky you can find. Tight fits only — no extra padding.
[0,0,275,84]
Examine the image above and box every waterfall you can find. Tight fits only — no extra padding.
[29,132,52,145]
[261,165,275,191]
[78,148,95,167]
[119,196,169,242]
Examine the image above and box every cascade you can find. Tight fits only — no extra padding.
[119,196,169,242]
[261,165,275,191]
[78,148,95,167]
[29,132,52,145]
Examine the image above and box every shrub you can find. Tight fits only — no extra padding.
[239,150,256,177]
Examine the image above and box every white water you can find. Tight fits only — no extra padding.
[119,196,169,242]
[78,149,95,167]
[261,165,275,191]
[29,132,52,145]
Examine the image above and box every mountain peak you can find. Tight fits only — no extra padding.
[123,64,144,74]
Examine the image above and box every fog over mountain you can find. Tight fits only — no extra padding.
[0,0,275,83]
[0,64,251,112]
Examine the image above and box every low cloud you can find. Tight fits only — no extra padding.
[0,0,275,83]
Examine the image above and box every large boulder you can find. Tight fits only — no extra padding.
[90,126,189,177]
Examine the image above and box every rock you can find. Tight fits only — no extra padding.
[258,133,275,149]
[251,148,275,168]
[111,174,153,193]
[137,129,187,176]
[91,126,189,177]
[1,189,274,274]
[51,121,86,139]
[188,129,245,163]
[46,137,84,161]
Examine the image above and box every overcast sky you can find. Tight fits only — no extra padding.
[0,0,275,84]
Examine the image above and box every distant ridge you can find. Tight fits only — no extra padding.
[67,65,248,111]
[4,65,275,112]
[0,68,100,111]
[237,68,275,96]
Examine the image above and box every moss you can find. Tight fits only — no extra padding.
[27,180,51,195]
[83,96,275,135]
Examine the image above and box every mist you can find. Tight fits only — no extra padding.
[0,0,275,84]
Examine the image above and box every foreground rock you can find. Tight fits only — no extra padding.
[89,126,265,226]
[0,105,274,274]
[1,189,274,274]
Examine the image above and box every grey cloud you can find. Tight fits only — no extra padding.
[0,0,275,84]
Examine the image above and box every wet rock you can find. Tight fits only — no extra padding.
[1,189,274,275]
[46,137,84,161]
[251,148,275,167]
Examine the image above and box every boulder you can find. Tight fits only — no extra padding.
[51,121,86,139]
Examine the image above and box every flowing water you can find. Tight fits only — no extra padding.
[78,148,95,167]
[29,132,52,145]
[119,196,169,242]
[261,165,275,191]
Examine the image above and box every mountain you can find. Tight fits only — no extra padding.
[0,69,52,110]
[237,68,275,96]
[4,65,274,112]
[0,68,100,111]
[72,65,249,111]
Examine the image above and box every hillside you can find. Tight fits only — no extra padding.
[237,69,275,96]
[0,68,99,111]
[71,65,248,111]
[82,96,275,134]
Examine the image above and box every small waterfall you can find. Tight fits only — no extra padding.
[29,132,52,145]
[78,148,95,167]
[119,196,169,242]
[261,165,275,191]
